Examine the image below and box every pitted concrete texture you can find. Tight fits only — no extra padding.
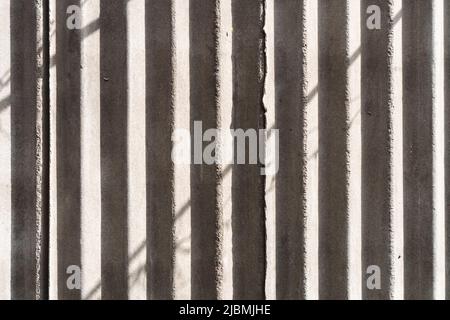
[9,0,47,300]
[0,0,448,300]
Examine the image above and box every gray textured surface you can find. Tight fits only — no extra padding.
[190,0,222,300]
[318,0,352,300]
[10,0,47,300]
[231,0,266,300]
[0,0,448,300]
[403,0,440,300]
[56,0,82,300]
[361,0,396,300]
[274,0,306,300]
[146,0,174,300]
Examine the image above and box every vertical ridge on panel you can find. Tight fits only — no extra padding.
[55,0,82,300]
[361,0,395,300]
[40,0,50,302]
[127,0,147,300]
[304,0,319,300]
[49,0,58,300]
[432,0,445,300]
[81,0,101,300]
[190,0,221,300]
[146,0,175,300]
[10,0,46,300]
[231,0,266,300]
[347,0,362,300]
[0,0,11,301]
[403,0,442,300]
[318,0,349,299]
[264,0,276,301]
[217,0,233,300]
[390,0,404,300]
[318,0,361,300]
[100,0,128,300]
[274,0,306,300]
[173,0,191,300]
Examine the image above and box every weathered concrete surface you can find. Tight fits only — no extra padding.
[55,0,82,300]
[10,0,47,300]
[190,0,221,300]
[231,0,266,300]
[126,0,147,301]
[273,0,319,300]
[403,0,434,300]
[361,0,403,300]
[1,0,449,301]
[145,0,175,300]
[172,0,192,300]
[99,0,129,300]
[318,0,361,300]
[50,0,103,301]
[51,0,147,300]
[264,0,276,300]
[274,0,307,300]
[216,0,234,300]
[403,0,445,300]
[79,0,102,301]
